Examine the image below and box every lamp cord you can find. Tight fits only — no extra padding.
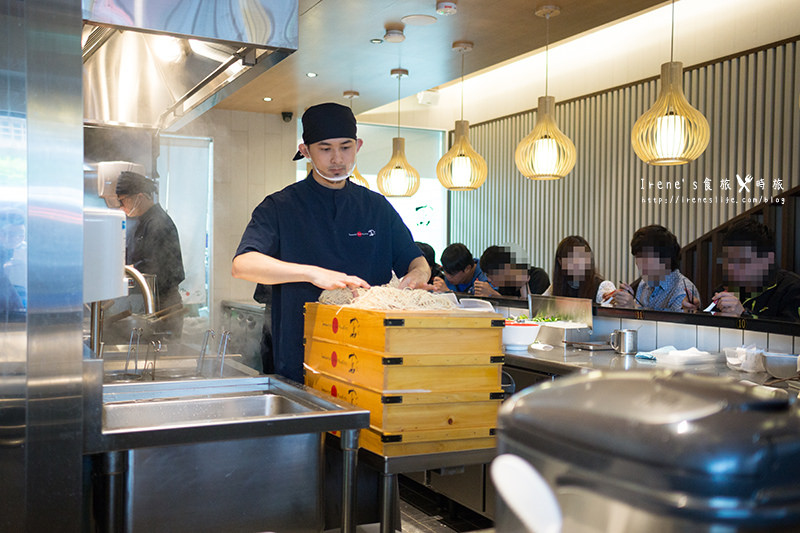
[545,13,550,97]
[397,73,401,138]
[670,0,675,62]
[460,52,465,121]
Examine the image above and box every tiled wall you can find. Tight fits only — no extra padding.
[590,315,798,354]
[176,109,298,324]
[495,304,798,353]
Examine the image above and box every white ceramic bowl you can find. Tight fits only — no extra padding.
[503,321,541,350]
[762,352,799,379]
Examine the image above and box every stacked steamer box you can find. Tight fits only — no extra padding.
[304,302,505,456]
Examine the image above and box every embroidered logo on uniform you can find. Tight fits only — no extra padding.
[348,229,376,237]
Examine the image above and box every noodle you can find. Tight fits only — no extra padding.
[319,280,456,311]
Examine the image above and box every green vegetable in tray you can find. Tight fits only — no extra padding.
[506,313,566,323]
[530,314,563,322]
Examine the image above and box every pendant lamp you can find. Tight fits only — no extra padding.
[436,41,487,190]
[631,0,709,165]
[349,166,370,188]
[515,5,576,180]
[343,89,370,188]
[377,68,420,197]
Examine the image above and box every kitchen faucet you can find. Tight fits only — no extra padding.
[124,265,155,315]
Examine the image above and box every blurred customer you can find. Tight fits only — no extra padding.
[685,218,800,321]
[416,241,443,284]
[117,171,186,339]
[612,224,699,312]
[435,243,489,294]
[544,236,615,303]
[476,245,550,298]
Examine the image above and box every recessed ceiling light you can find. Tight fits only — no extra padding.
[402,14,437,26]
[306,72,318,78]
[262,97,273,102]
[370,38,383,44]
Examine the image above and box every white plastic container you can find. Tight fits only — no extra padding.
[83,207,126,303]
[502,321,541,350]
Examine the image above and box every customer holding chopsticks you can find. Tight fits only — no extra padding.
[611,225,699,312]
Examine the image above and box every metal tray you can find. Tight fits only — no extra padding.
[564,341,614,351]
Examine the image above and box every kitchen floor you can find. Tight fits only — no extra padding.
[327,476,494,533]
[398,476,494,532]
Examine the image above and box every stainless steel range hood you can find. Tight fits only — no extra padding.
[82,0,297,131]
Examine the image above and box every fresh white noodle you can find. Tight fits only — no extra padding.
[318,279,456,311]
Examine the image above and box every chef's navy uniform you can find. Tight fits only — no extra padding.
[235,174,423,383]
[444,258,490,294]
[128,203,186,337]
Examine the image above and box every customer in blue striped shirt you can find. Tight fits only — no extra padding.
[611,225,700,312]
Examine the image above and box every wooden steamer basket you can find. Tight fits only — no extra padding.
[303,303,505,456]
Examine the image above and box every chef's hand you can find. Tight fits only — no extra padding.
[711,291,745,316]
[307,266,370,291]
[611,283,635,308]
[398,256,433,290]
[432,276,449,293]
[473,280,500,297]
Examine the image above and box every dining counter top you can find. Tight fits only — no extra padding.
[503,344,777,386]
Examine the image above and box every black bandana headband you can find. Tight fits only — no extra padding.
[116,171,156,196]
[292,103,358,161]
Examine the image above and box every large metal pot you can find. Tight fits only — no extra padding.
[495,370,800,532]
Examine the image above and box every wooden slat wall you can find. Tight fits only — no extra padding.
[449,40,799,285]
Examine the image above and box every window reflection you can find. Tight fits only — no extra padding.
[0,207,26,321]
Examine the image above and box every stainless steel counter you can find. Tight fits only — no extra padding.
[503,345,773,384]
[84,367,369,533]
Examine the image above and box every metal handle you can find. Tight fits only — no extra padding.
[217,330,230,377]
[196,329,215,374]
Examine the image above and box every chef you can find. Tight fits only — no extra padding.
[232,102,430,382]
[116,171,186,339]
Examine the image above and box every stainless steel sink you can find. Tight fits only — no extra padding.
[103,393,312,431]
[81,365,370,533]
[85,375,369,453]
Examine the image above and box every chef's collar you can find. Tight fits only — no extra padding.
[292,103,357,161]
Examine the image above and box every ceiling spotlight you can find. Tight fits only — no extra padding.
[152,35,183,63]
[402,14,437,26]
[383,28,405,43]
[370,38,383,44]
[306,72,318,78]
[262,97,273,102]
[435,1,457,15]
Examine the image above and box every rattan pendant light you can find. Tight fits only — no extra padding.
[631,0,709,165]
[436,41,487,190]
[342,90,370,188]
[377,68,420,197]
[515,5,576,180]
